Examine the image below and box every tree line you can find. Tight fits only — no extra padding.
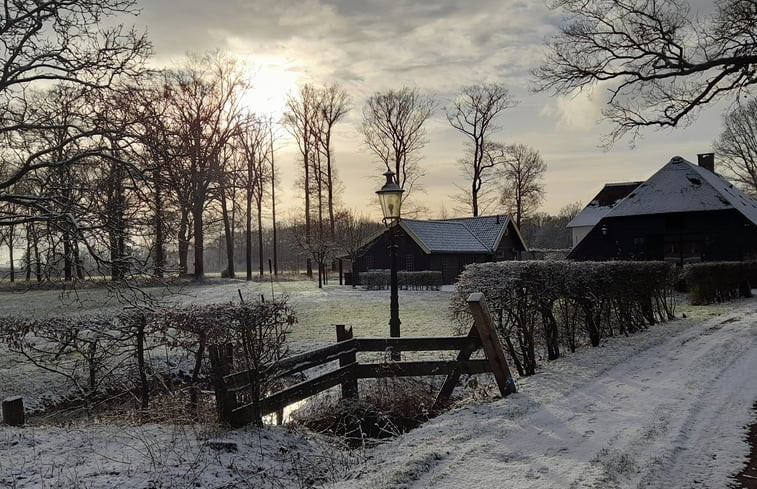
[2,0,756,286]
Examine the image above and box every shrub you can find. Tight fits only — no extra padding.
[360,270,443,290]
[451,261,676,376]
[682,261,756,305]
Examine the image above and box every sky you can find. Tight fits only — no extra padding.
[129,0,729,222]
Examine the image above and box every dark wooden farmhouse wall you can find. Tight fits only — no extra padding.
[494,225,527,260]
[353,228,495,284]
[571,209,757,263]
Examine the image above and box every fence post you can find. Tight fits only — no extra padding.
[467,292,517,396]
[209,343,238,424]
[2,396,24,426]
[336,325,358,399]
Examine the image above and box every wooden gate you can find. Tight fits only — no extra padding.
[210,293,516,427]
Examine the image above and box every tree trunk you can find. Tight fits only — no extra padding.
[270,126,278,276]
[257,200,264,277]
[153,168,165,278]
[7,226,14,283]
[220,193,235,278]
[136,315,149,411]
[178,209,190,276]
[192,200,205,280]
[246,189,253,281]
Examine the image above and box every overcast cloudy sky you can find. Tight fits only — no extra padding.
[133,0,725,219]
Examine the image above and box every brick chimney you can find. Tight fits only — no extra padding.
[697,153,715,172]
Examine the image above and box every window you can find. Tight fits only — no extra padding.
[366,255,374,270]
[405,254,414,271]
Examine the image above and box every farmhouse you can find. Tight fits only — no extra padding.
[353,215,528,284]
[568,155,757,264]
[566,181,642,248]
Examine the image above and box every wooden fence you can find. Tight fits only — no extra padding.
[209,292,516,427]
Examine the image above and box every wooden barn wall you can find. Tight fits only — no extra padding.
[570,209,757,263]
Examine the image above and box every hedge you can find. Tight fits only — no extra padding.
[451,261,676,376]
[361,270,443,290]
[682,261,756,305]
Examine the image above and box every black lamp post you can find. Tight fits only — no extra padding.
[376,170,404,357]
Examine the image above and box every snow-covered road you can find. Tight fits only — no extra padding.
[333,300,757,488]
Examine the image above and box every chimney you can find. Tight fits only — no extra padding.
[697,153,715,172]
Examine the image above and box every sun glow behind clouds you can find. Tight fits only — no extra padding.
[240,57,300,118]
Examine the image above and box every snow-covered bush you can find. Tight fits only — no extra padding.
[451,261,676,376]
[0,297,296,422]
[683,261,756,305]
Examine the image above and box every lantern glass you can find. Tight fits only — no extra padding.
[376,170,404,222]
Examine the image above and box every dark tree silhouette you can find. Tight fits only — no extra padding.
[534,0,757,144]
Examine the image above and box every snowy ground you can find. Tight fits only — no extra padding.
[2,280,756,488]
[330,298,757,489]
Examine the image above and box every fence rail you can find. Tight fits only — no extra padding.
[209,293,516,427]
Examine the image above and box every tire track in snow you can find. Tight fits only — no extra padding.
[331,302,757,489]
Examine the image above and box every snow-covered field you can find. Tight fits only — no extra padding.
[1,280,756,488]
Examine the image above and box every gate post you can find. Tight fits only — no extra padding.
[336,325,358,399]
[467,293,516,396]
[209,343,238,424]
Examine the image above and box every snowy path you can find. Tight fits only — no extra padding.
[333,301,757,488]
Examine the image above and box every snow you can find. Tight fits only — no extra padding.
[608,156,757,224]
[2,282,756,488]
[329,298,757,489]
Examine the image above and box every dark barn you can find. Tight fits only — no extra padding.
[354,215,528,284]
[568,155,757,264]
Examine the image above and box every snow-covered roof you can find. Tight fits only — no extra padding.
[401,220,490,254]
[567,182,642,228]
[438,215,511,250]
[399,215,525,254]
[606,156,757,225]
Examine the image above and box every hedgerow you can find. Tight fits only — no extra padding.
[682,261,756,305]
[361,270,443,290]
[0,297,295,421]
[451,261,676,376]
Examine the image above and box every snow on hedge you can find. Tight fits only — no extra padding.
[452,260,676,376]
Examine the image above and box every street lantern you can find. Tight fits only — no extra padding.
[376,170,404,223]
[376,170,403,360]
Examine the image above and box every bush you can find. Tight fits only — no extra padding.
[292,378,436,447]
[451,261,676,376]
[682,261,756,305]
[360,270,443,290]
[0,296,296,423]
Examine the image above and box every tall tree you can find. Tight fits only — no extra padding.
[533,0,757,144]
[447,83,517,216]
[714,98,757,196]
[284,84,321,277]
[237,114,271,280]
[0,0,150,236]
[316,84,351,237]
[164,52,246,279]
[361,87,434,200]
[498,144,547,228]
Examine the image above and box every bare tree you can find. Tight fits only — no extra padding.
[0,0,150,232]
[533,0,757,145]
[714,98,757,196]
[237,114,272,280]
[362,87,434,200]
[498,144,547,228]
[316,84,351,237]
[334,210,382,287]
[163,52,247,279]
[284,85,321,278]
[447,83,517,216]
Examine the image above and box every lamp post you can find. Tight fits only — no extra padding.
[376,170,404,358]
